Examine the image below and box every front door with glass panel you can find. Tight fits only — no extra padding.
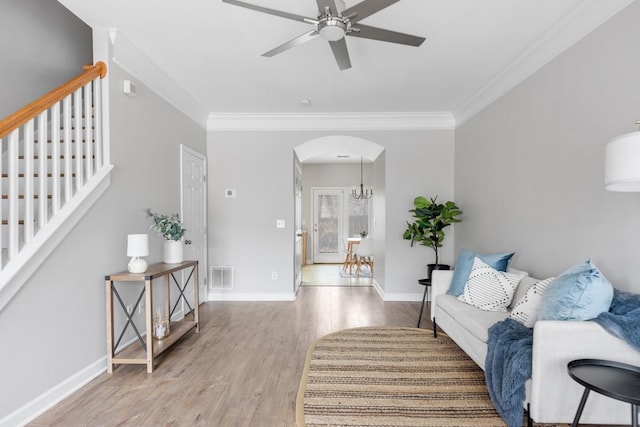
[312,188,371,264]
[313,189,344,263]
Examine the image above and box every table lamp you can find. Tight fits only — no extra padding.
[127,234,149,273]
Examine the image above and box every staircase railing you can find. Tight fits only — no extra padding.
[0,62,111,308]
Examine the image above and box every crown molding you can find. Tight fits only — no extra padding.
[207,111,455,131]
[108,29,209,129]
[454,0,635,126]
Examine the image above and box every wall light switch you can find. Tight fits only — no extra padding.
[276,219,285,228]
[225,189,236,198]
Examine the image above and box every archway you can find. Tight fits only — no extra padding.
[295,135,384,163]
[294,136,385,289]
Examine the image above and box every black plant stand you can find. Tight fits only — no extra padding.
[416,278,431,328]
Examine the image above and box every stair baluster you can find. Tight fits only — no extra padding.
[0,62,110,309]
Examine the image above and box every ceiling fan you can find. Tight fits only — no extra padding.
[221,0,425,70]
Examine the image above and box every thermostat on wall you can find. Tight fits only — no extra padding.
[123,80,136,97]
[225,189,236,198]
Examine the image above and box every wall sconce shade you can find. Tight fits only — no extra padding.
[127,234,149,273]
[605,131,640,192]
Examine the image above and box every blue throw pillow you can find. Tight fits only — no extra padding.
[446,249,515,296]
[539,259,613,321]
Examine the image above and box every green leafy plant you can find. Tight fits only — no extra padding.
[402,196,462,265]
[146,208,186,241]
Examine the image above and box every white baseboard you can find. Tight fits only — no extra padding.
[370,280,424,302]
[371,279,384,299]
[0,357,106,427]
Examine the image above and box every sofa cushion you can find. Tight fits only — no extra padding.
[436,294,475,319]
[539,259,613,321]
[456,309,509,343]
[457,257,527,312]
[447,249,515,296]
[509,277,555,327]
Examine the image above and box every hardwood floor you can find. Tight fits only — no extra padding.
[29,286,426,427]
[300,263,373,286]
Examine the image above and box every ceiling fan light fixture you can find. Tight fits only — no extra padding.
[223,0,425,70]
[319,19,346,41]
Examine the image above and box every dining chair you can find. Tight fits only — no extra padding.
[354,237,373,276]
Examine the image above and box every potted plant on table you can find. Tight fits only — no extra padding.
[402,196,462,279]
[146,208,187,264]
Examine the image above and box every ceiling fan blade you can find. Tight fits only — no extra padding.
[316,0,340,16]
[328,38,352,70]
[262,30,319,57]
[222,0,313,23]
[349,23,425,46]
[342,0,401,23]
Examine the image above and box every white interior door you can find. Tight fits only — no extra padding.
[181,145,207,304]
[312,188,345,263]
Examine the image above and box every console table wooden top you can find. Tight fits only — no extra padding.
[106,260,198,281]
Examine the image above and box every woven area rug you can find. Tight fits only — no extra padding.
[297,326,564,427]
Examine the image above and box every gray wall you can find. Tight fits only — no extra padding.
[372,151,386,291]
[0,0,92,119]
[383,130,455,298]
[455,1,640,291]
[0,20,206,422]
[207,129,454,299]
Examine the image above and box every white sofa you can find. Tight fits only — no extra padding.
[430,269,640,426]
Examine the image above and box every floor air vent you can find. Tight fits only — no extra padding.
[209,266,234,289]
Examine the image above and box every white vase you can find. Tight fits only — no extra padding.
[163,240,184,264]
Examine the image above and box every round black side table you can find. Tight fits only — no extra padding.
[416,278,431,328]
[567,359,640,427]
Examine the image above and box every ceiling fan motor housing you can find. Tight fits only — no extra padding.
[318,17,349,41]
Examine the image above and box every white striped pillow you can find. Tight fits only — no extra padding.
[508,277,555,327]
[457,257,526,312]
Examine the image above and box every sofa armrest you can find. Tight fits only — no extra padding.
[430,270,455,320]
[529,320,640,423]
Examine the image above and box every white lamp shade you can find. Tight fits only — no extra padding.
[127,234,149,257]
[605,131,640,192]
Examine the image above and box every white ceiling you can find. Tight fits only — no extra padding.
[59,0,631,127]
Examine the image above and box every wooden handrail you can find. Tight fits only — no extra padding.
[0,61,107,139]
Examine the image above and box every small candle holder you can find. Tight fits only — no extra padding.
[153,309,170,339]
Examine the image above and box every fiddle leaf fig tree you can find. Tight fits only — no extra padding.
[402,196,462,265]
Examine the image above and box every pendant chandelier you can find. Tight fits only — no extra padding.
[352,156,373,200]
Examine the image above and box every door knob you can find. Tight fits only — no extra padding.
[185,240,192,245]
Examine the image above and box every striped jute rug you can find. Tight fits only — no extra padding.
[297,326,561,427]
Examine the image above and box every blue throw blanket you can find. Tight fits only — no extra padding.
[486,318,533,427]
[593,289,640,351]
[485,289,640,427]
